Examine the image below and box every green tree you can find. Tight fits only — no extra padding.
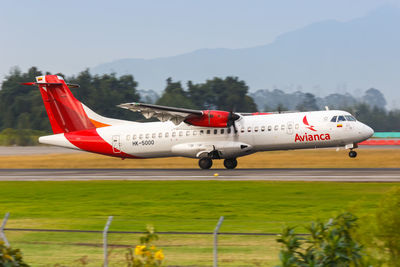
[0,67,50,132]
[0,68,142,132]
[296,93,318,111]
[156,78,196,109]
[186,76,258,112]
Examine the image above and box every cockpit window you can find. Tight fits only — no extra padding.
[337,116,346,122]
[345,115,356,121]
[330,116,337,122]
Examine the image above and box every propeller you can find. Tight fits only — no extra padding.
[227,111,240,133]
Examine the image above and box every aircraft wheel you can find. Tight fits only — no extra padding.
[349,150,357,158]
[224,158,238,169]
[199,158,213,169]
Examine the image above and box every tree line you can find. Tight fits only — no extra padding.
[0,67,400,134]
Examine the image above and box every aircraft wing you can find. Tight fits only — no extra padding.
[118,102,203,125]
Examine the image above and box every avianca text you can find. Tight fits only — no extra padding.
[295,133,331,142]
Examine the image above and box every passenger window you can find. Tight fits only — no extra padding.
[330,116,337,122]
[172,132,176,137]
[338,116,346,122]
[139,134,143,139]
[179,131,183,137]
[281,125,285,130]
[145,133,150,139]
[126,135,130,141]
[193,131,197,136]
[165,132,169,138]
[200,130,204,135]
[274,125,278,131]
[186,131,190,136]
[133,134,137,140]
[288,124,292,129]
[207,130,211,134]
[268,126,272,131]
[241,127,245,133]
[220,129,224,134]
[261,126,265,132]
[227,128,231,134]
[247,127,252,132]
[295,124,299,129]
[214,129,218,134]
[152,133,156,138]
[158,133,162,138]
[254,126,259,132]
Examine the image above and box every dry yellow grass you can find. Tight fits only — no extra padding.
[0,148,399,168]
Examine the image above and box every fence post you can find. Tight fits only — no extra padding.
[0,212,10,246]
[213,216,224,267]
[103,216,113,267]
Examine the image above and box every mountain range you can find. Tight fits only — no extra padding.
[91,6,400,108]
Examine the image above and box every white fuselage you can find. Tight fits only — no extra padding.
[41,110,374,159]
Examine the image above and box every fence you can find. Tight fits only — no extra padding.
[0,213,305,266]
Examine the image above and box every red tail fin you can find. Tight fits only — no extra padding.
[34,75,96,134]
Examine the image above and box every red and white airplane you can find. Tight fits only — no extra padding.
[23,75,374,169]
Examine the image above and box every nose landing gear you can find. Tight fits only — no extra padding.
[349,150,357,158]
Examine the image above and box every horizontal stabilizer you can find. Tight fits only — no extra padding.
[21,82,80,88]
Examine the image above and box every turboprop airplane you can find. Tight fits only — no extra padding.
[22,75,374,169]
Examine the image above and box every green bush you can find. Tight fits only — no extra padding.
[276,212,371,267]
[0,241,29,266]
[125,225,164,267]
[375,187,400,266]
[0,128,48,146]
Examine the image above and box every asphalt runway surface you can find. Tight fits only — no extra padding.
[0,145,398,156]
[0,168,400,182]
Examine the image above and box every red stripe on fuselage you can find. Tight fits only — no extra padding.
[64,129,138,158]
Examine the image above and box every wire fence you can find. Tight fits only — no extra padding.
[0,212,308,266]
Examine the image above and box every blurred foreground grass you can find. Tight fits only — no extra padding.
[0,148,399,168]
[0,181,395,266]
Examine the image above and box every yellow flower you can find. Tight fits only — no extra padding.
[150,245,156,250]
[134,245,146,255]
[155,249,164,261]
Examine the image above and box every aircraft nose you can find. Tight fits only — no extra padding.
[363,124,374,139]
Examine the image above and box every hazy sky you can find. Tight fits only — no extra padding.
[1,0,399,77]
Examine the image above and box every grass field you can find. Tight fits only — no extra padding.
[0,181,396,266]
[0,148,400,168]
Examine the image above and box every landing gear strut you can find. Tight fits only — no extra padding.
[349,150,357,158]
[224,158,238,169]
[199,158,213,169]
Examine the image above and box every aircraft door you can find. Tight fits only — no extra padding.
[112,135,121,153]
[286,121,294,135]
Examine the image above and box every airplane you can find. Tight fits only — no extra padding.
[22,75,374,169]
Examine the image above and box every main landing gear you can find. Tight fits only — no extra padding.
[223,158,238,169]
[198,158,213,169]
[198,158,238,169]
[348,150,357,158]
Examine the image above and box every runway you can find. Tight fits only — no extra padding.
[1,168,400,182]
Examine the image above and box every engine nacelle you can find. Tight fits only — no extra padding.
[171,141,253,158]
[184,110,230,128]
